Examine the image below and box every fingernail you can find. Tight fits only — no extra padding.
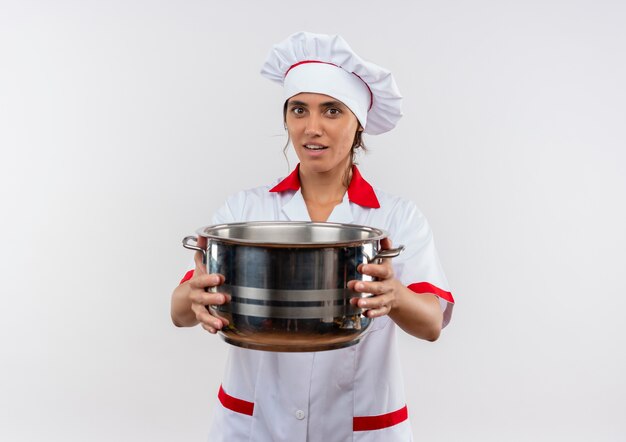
[360,300,367,307]
[356,282,364,290]
[361,265,368,272]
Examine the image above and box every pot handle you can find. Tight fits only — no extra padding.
[182,236,206,262]
[369,245,405,263]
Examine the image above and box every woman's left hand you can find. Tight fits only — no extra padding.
[349,238,401,318]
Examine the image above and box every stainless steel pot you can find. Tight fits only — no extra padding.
[182,221,404,352]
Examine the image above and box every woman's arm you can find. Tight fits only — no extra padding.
[349,238,443,341]
[387,286,442,341]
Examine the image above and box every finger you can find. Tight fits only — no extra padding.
[200,308,230,328]
[380,237,393,249]
[201,322,217,334]
[358,262,394,280]
[352,280,389,296]
[197,236,207,248]
[191,303,227,329]
[356,292,394,310]
[194,251,207,274]
[364,304,390,318]
[349,296,392,317]
[189,291,228,306]
[194,238,208,265]
[189,273,224,290]
[192,307,221,329]
[377,237,395,264]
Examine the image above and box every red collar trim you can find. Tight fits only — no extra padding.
[269,164,302,193]
[269,164,380,209]
[347,165,380,208]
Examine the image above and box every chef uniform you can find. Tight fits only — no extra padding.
[180,32,455,441]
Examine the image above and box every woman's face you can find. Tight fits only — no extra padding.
[285,92,361,178]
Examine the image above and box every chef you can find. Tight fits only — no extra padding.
[171,31,455,441]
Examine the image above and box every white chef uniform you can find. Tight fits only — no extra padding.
[180,164,454,441]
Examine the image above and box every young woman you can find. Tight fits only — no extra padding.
[171,32,454,442]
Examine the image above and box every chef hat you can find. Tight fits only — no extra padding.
[260,32,402,135]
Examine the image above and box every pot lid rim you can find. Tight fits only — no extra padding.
[195,221,388,246]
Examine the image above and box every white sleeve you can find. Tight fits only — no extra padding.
[211,193,241,224]
[388,200,455,328]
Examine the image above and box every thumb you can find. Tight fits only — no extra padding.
[380,237,393,249]
[193,236,208,274]
[194,251,207,274]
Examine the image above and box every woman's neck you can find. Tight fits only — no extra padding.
[299,163,352,221]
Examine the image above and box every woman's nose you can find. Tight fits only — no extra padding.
[304,115,323,136]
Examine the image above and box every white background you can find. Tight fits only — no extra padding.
[1,1,625,441]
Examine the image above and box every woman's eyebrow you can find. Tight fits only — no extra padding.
[288,100,345,108]
[321,100,344,108]
[288,100,308,107]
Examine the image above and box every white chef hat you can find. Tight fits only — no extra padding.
[260,32,402,135]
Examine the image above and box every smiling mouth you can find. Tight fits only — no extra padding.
[304,144,328,151]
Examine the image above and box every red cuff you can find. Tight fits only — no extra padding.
[408,282,454,304]
[179,270,194,284]
[353,405,408,431]
[218,385,254,416]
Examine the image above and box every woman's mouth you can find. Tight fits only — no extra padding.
[304,144,328,151]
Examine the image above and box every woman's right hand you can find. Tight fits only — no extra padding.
[188,247,230,334]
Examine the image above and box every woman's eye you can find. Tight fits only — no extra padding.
[326,108,341,116]
[291,107,305,115]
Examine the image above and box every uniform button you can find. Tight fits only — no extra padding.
[295,410,305,420]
